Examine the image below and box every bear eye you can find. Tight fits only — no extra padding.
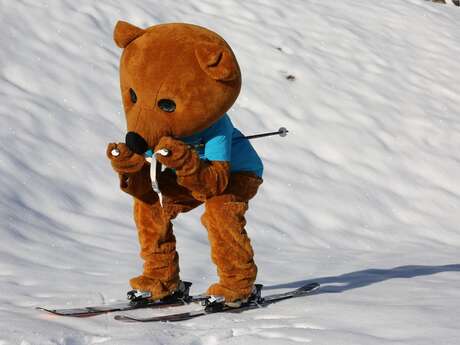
[129,88,137,104]
[158,99,176,113]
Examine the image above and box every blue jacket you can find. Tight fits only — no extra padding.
[180,114,263,177]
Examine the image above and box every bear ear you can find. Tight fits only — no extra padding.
[195,43,239,81]
[113,21,146,48]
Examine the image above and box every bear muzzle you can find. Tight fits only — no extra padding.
[125,131,149,155]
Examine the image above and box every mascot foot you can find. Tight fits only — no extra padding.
[129,275,180,301]
[207,283,256,306]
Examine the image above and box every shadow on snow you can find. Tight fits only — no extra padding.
[263,264,460,293]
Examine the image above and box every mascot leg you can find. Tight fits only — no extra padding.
[130,171,201,299]
[129,199,179,299]
[202,173,262,302]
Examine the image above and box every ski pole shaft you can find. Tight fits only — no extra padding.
[241,127,289,140]
[191,127,288,149]
[190,127,288,149]
[110,127,289,157]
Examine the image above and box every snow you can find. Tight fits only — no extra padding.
[1,0,460,344]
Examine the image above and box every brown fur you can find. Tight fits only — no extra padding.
[115,22,241,150]
[127,171,262,300]
[107,21,261,302]
[202,173,262,300]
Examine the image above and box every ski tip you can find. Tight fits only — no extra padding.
[36,307,57,314]
[114,315,137,322]
[36,306,105,318]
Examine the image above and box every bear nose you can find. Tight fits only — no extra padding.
[125,131,149,154]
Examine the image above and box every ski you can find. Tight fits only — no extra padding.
[114,282,320,323]
[36,281,208,317]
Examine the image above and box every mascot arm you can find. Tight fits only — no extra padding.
[176,154,231,201]
[106,142,157,204]
[117,165,158,204]
[155,137,231,200]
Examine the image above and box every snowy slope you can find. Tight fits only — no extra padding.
[1,0,460,344]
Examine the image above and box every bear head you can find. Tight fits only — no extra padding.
[113,21,242,154]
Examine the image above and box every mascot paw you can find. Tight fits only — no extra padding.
[130,275,179,300]
[107,142,145,174]
[154,137,192,169]
[207,283,253,303]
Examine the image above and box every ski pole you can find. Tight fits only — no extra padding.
[189,127,289,150]
[109,127,288,208]
[241,127,289,140]
[110,127,289,157]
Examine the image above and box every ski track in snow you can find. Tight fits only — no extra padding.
[1,0,460,344]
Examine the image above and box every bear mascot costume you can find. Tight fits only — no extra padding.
[106,21,263,305]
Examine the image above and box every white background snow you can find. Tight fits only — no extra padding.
[1,0,460,344]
